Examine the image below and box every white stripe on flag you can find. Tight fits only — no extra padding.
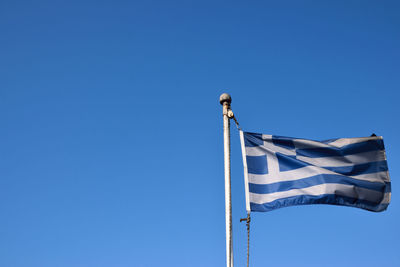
[382,192,391,204]
[244,146,268,156]
[248,167,389,185]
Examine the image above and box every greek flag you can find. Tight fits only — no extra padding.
[239,131,391,212]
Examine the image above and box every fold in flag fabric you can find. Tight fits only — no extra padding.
[239,131,391,212]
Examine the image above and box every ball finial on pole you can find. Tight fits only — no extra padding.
[219,93,232,105]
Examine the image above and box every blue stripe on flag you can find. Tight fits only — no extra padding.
[249,175,389,194]
[275,149,388,175]
[244,132,263,147]
[296,139,384,158]
[325,161,388,176]
[250,194,389,212]
[276,153,309,172]
[246,155,268,174]
[385,182,392,193]
[272,135,296,150]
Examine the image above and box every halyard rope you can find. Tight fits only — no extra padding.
[229,109,250,267]
[240,213,251,267]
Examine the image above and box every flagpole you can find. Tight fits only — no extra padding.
[220,93,234,267]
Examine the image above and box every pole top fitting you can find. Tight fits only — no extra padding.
[219,93,232,105]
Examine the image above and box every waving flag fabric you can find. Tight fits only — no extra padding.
[239,131,391,212]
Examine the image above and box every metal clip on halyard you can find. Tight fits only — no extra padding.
[227,109,241,130]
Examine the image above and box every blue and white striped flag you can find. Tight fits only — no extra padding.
[239,131,391,212]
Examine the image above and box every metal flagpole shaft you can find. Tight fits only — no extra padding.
[220,93,233,267]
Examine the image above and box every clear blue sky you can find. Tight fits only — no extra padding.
[1,1,399,266]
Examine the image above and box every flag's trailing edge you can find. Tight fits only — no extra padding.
[239,131,391,212]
